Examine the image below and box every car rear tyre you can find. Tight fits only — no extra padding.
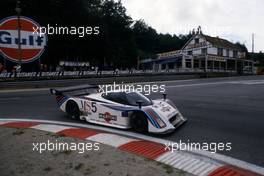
[65,100,80,119]
[131,112,148,133]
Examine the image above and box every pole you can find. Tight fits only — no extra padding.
[15,0,22,71]
[252,33,254,53]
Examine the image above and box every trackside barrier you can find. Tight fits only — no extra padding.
[0,69,240,80]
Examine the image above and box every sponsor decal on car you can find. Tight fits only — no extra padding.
[99,112,117,123]
[153,103,172,112]
[81,101,92,115]
[160,106,171,112]
[80,101,97,115]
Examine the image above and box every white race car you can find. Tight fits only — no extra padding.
[50,85,186,134]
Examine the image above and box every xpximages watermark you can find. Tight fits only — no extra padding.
[98,82,166,95]
[32,140,100,154]
[165,140,232,153]
[32,24,100,37]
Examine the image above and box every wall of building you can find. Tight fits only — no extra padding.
[208,47,217,55]
[184,35,245,59]
[189,36,207,45]
[140,34,253,74]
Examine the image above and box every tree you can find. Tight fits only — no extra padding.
[0,0,193,71]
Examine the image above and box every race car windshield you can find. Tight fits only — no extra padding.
[126,92,152,106]
[102,92,152,106]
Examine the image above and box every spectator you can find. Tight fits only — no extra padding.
[43,64,48,72]
[113,67,119,75]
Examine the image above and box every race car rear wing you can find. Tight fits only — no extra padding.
[50,84,99,96]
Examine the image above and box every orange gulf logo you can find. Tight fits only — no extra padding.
[0,16,47,63]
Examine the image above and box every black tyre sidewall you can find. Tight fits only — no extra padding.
[66,100,80,119]
[131,112,148,133]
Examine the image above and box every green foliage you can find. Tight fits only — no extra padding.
[0,0,191,69]
[249,52,264,66]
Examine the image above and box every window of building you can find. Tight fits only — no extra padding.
[187,51,193,55]
[226,49,229,57]
[233,50,238,58]
[217,48,223,56]
[195,38,199,44]
[185,59,192,68]
[201,48,207,55]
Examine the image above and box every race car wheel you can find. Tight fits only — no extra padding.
[131,112,148,133]
[65,100,80,119]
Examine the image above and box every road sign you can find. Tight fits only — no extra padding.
[0,16,47,63]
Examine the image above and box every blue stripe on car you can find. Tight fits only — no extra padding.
[144,109,162,129]
[143,111,160,129]
[101,104,161,129]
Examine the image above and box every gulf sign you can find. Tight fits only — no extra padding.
[0,16,47,63]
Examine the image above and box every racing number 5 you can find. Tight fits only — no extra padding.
[91,102,97,113]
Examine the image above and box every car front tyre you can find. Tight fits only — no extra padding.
[65,100,80,119]
[131,112,148,133]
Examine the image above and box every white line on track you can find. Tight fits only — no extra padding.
[0,79,197,93]
[166,79,264,88]
[166,82,229,88]
[1,77,264,93]
[0,97,21,101]
[0,88,49,93]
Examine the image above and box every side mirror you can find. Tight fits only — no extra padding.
[162,93,167,101]
[136,100,143,109]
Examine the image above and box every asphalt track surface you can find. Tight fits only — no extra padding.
[0,75,264,167]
